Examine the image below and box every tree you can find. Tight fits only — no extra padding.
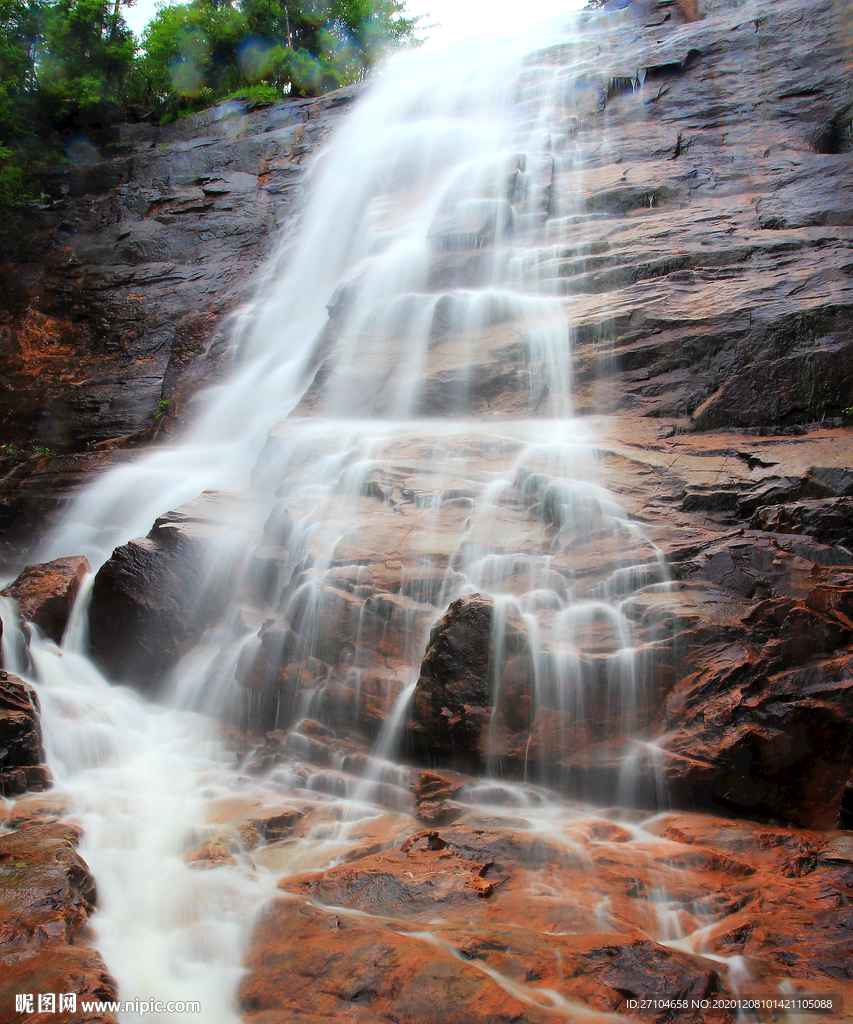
[35,0,135,130]
[0,0,38,137]
[132,0,419,119]
[0,0,137,219]
[0,0,420,222]
[131,0,246,118]
[0,0,38,214]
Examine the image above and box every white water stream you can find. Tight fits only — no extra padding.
[0,10,717,1023]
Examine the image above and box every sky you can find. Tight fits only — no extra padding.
[123,0,589,50]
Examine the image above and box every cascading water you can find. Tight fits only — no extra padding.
[1,9,766,1022]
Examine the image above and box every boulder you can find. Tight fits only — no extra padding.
[0,670,50,797]
[409,594,497,768]
[415,769,471,826]
[88,490,243,688]
[752,497,853,551]
[655,530,853,829]
[1,555,90,643]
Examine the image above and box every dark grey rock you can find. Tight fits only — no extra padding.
[0,88,359,561]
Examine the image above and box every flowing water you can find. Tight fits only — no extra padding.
[0,11,756,1022]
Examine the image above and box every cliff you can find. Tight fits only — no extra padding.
[0,87,359,562]
[79,0,853,827]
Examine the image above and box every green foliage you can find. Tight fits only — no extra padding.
[219,82,281,106]
[36,0,135,128]
[154,398,170,418]
[0,0,39,213]
[0,0,421,224]
[0,0,37,132]
[130,0,247,118]
[0,0,137,223]
[0,143,30,216]
[131,0,419,119]
[1,441,57,457]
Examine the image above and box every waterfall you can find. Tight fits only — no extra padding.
[4,11,687,1023]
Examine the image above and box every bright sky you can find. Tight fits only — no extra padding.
[123,0,588,50]
[401,0,589,49]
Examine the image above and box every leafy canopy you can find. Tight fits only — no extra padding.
[0,0,419,218]
[133,0,418,119]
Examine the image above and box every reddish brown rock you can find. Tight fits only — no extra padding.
[241,806,853,1023]
[1,556,90,643]
[654,551,853,829]
[317,670,408,740]
[407,583,672,785]
[0,822,118,1024]
[0,671,50,797]
[415,769,470,825]
[0,823,96,946]
[752,498,853,552]
[185,837,236,868]
[241,899,557,1024]
[575,423,853,828]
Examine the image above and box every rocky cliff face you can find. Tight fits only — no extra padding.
[80,0,853,827]
[0,88,358,561]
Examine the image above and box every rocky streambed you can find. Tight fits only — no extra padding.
[2,0,853,1021]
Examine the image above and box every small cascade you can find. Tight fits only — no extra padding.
[0,599,271,1024]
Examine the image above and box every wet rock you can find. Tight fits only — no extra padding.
[0,823,96,944]
[281,827,500,914]
[578,422,853,827]
[10,0,853,847]
[241,899,557,1024]
[247,808,305,844]
[427,198,514,251]
[0,88,359,560]
[652,525,853,828]
[242,806,853,1023]
[658,650,853,830]
[0,671,50,797]
[408,582,667,779]
[316,670,408,740]
[235,476,452,736]
[247,412,853,826]
[409,594,497,767]
[569,936,719,1008]
[415,769,471,826]
[752,497,853,551]
[0,822,118,1023]
[252,0,853,818]
[691,346,853,431]
[1,555,90,643]
[185,837,236,868]
[246,726,337,773]
[646,815,853,983]
[88,490,244,688]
